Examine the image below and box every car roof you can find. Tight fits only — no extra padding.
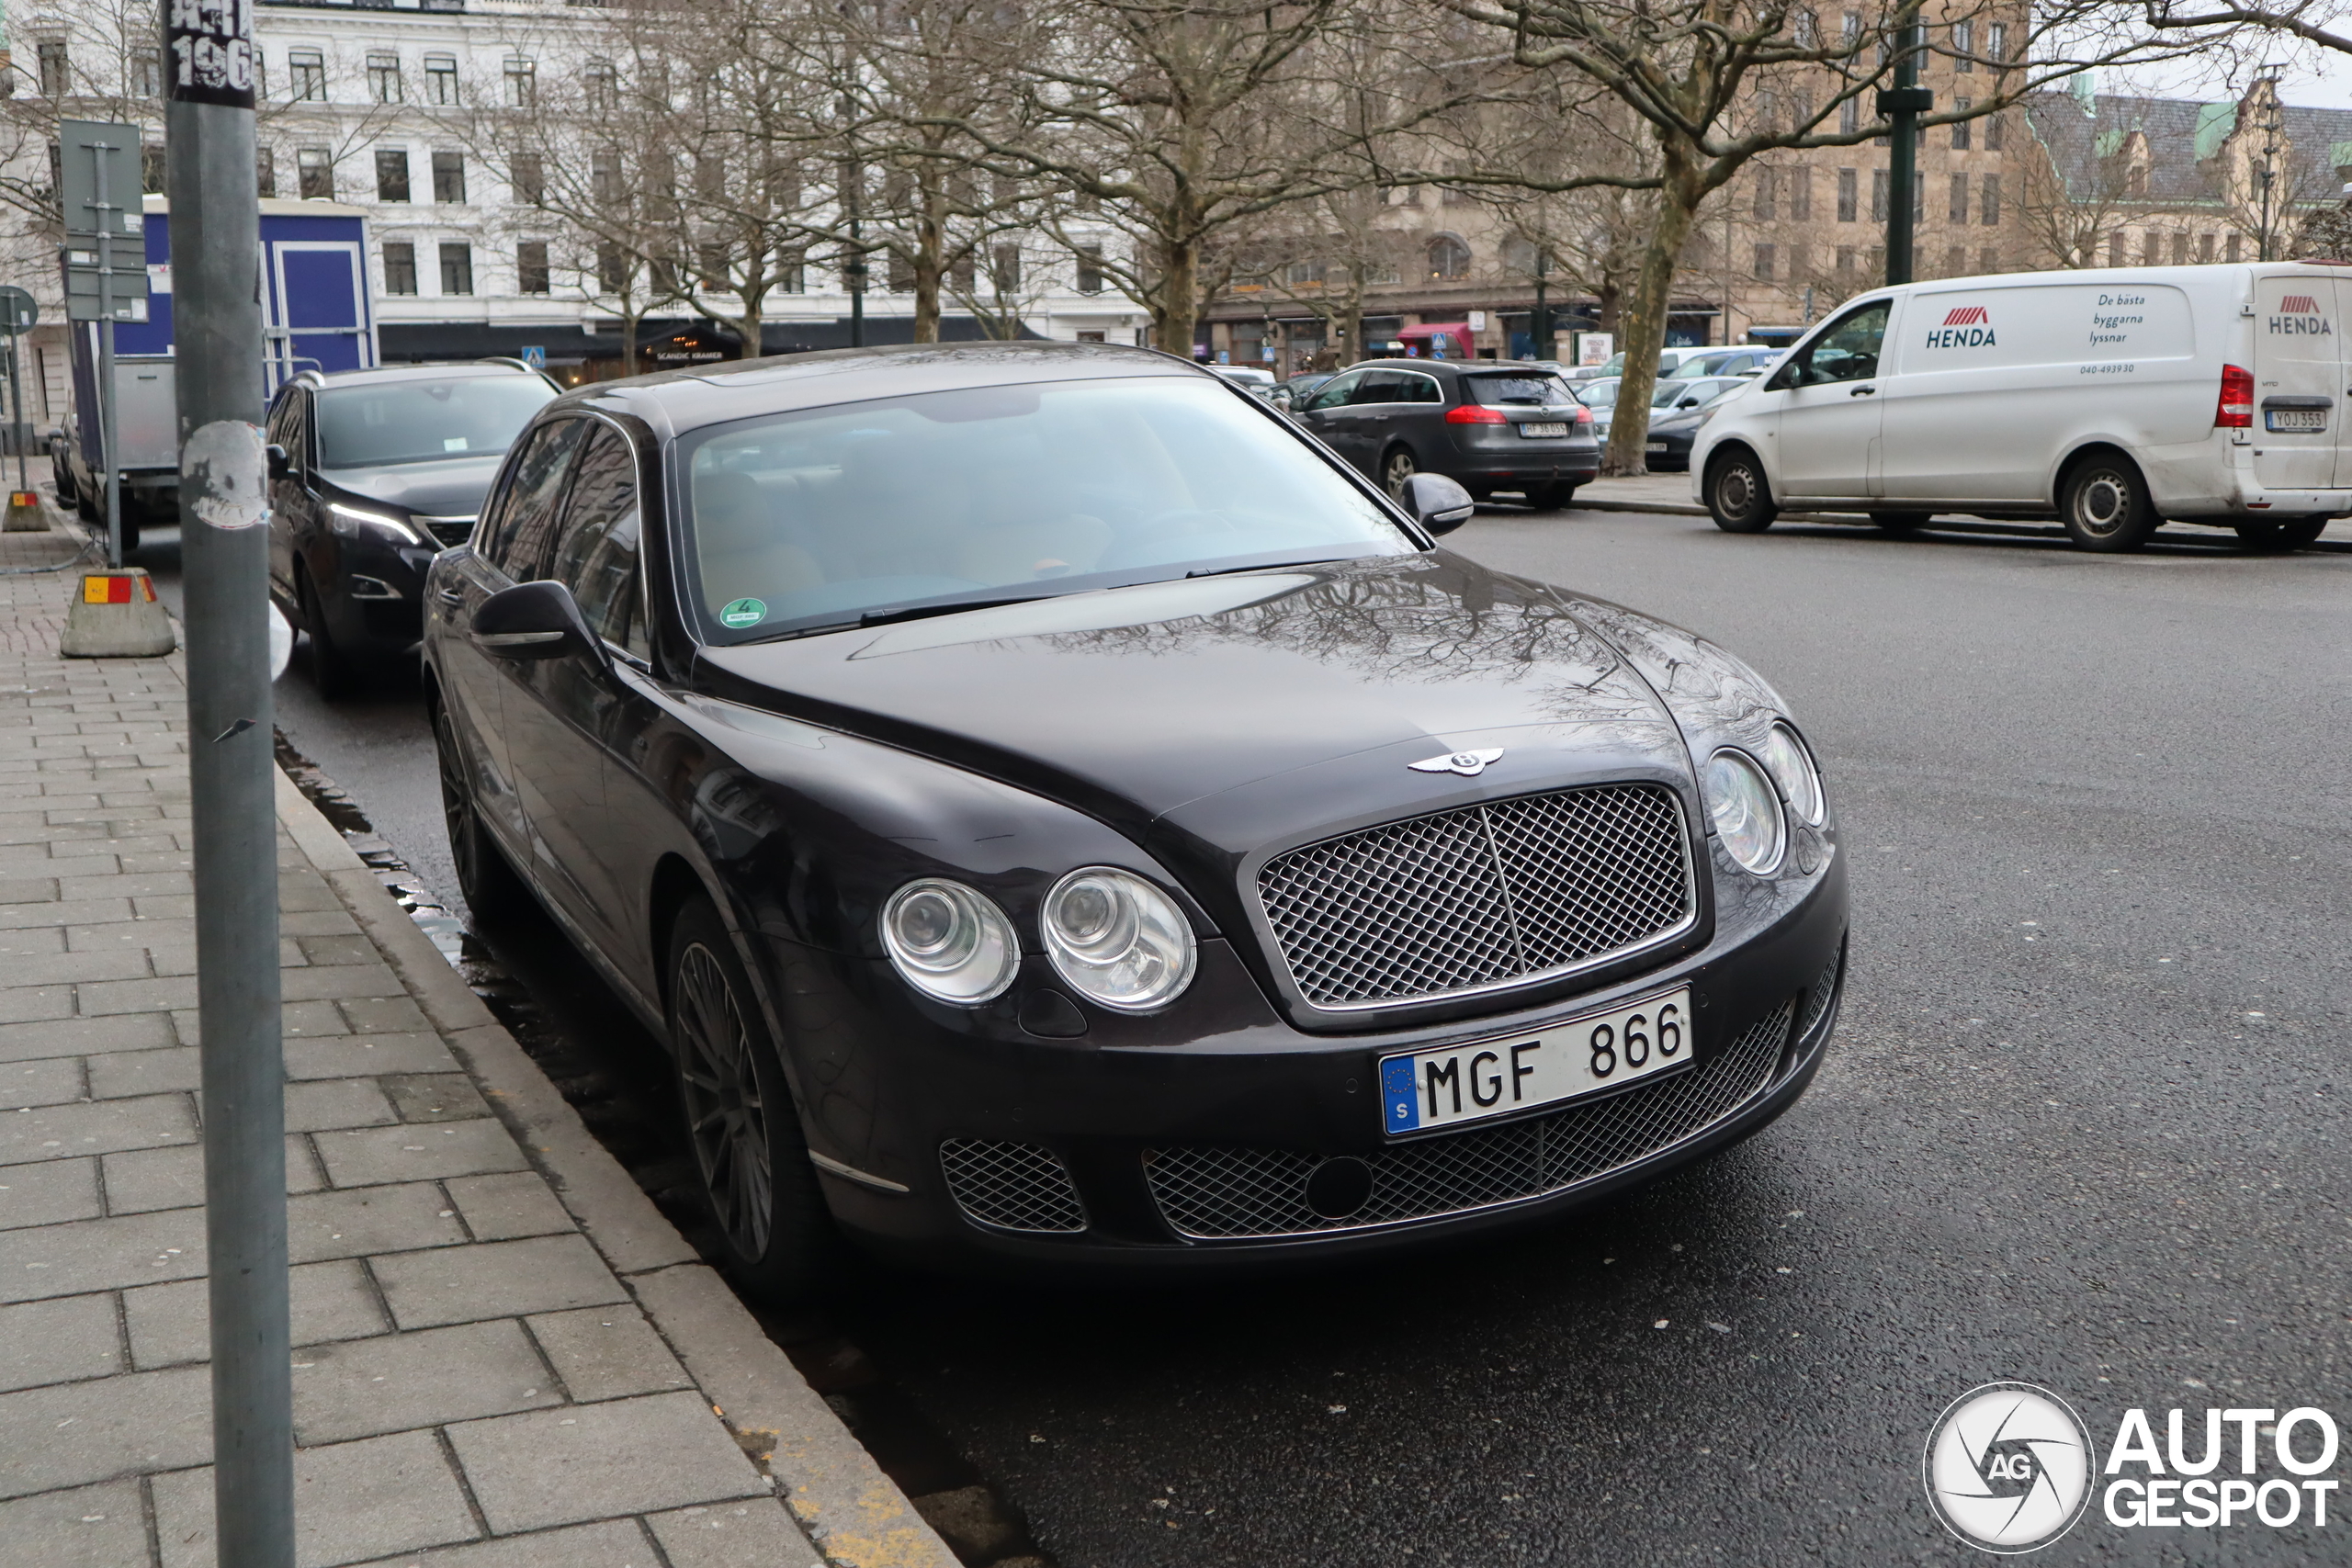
[548,341,1212,436]
[296,361,546,391]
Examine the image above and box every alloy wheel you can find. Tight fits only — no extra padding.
[1383,448,1418,497]
[673,942,775,1261]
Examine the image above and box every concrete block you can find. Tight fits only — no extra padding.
[444,1171,572,1243]
[0,897,133,932]
[0,1361,213,1499]
[383,1073,490,1124]
[0,1156,101,1230]
[0,1206,207,1303]
[650,1500,822,1568]
[372,1234,627,1330]
[102,1135,319,1214]
[446,1389,770,1535]
[1,1055,84,1108]
[54,568,178,654]
[339,996,433,1036]
[314,1119,528,1189]
[285,1078,398,1134]
[287,1182,468,1264]
[277,999,351,1038]
[0,1011,175,1066]
[292,1319,563,1445]
[86,1044,197,1100]
[0,1480,153,1568]
[295,933,378,967]
[282,963,408,1003]
[342,1519,652,1568]
[0,946,147,987]
[0,984,72,1024]
[285,1033,458,1080]
[527,1303,691,1403]
[0,1092,196,1165]
[126,1258,392,1370]
[152,1427,481,1568]
[281,908,363,939]
[1,491,58,535]
[0,1292,124,1392]
[73,973,199,1015]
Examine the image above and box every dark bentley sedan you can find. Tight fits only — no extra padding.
[423,343,1846,1299]
[1295,359,1600,509]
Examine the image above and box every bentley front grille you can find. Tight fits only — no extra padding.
[1143,999,1795,1240]
[938,1138,1088,1235]
[1256,784,1696,1009]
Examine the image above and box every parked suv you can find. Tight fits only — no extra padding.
[1295,359,1599,508]
[266,361,557,693]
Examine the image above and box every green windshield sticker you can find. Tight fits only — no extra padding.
[718,597,768,628]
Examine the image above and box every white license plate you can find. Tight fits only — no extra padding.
[2267,409,2327,432]
[1379,987,1692,1134]
[1646,442,1669,452]
[1519,422,1570,438]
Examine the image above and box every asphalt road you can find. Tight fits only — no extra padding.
[151,508,2352,1564]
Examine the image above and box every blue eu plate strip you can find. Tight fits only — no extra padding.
[1381,1055,1420,1133]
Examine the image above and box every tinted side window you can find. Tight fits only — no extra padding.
[547,424,648,660]
[1305,372,1360,412]
[1350,371,1404,406]
[482,418,585,580]
[268,392,310,474]
[1776,303,1891,388]
[1402,374,1444,404]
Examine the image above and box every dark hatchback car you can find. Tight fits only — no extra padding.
[423,343,1846,1299]
[266,361,557,693]
[1295,359,1600,509]
[1639,377,1755,473]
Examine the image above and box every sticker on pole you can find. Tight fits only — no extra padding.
[182,421,268,531]
[166,0,259,109]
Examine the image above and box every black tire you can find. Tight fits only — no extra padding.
[2233,514,2330,552]
[666,897,836,1303]
[1380,445,1419,499]
[432,698,526,921]
[297,564,355,699]
[1872,511,1931,533]
[51,447,77,507]
[1705,447,1778,534]
[1527,482,1579,511]
[2059,453,2157,552]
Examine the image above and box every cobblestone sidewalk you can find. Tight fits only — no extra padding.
[0,522,953,1568]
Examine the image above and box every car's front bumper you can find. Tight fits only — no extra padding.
[772,840,1847,1279]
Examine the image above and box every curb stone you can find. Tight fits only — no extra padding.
[271,767,959,1568]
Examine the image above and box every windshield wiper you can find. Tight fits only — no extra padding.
[1184,557,1345,579]
[855,593,1056,628]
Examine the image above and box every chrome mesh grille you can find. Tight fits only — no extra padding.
[1256,784,1694,1008]
[1144,1000,1795,1240]
[1797,947,1842,1042]
[938,1139,1087,1234]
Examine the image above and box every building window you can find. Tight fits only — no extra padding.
[1949,173,1968,222]
[439,242,473,296]
[1426,233,1472,281]
[1754,167,1776,220]
[1789,166,1811,221]
[1839,97,1859,136]
[990,243,1021,292]
[1979,174,2000,226]
[1794,8,1817,47]
[1952,20,1973,71]
[582,59,616,110]
[1838,166,1857,222]
[1871,167,1888,222]
[2226,231,2243,263]
[1753,243,1776,281]
[432,152,465,204]
[253,50,267,99]
[591,153,622,206]
[376,150,411,202]
[1945,244,1965,276]
[2141,231,2161,266]
[1952,102,1972,149]
[503,58,536,107]
[1980,246,1999,275]
[37,39,67,96]
[518,241,550,295]
[141,145,165,194]
[424,54,458,105]
[1984,111,2004,152]
[696,243,729,292]
[597,243,625,293]
[290,50,326,102]
[777,249,805,293]
[1987,22,2007,62]
[1076,242,1103,295]
[1868,244,1884,278]
[1842,11,1860,44]
[134,50,163,97]
[383,242,417,295]
[510,154,544,206]
[367,51,401,104]
[256,146,277,199]
[297,148,334,201]
[2108,231,2127,266]
[2172,231,2190,265]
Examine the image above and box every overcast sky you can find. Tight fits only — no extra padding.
[2105,45,2352,110]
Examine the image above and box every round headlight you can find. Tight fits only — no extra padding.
[1041,867,1197,1013]
[1758,722,1823,826]
[880,879,1020,1005]
[1703,749,1786,875]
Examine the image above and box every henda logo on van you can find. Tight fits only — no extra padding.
[1925,306,1996,349]
[2270,295,2332,335]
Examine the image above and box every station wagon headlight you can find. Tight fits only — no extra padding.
[1041,867,1196,1013]
[1758,723,1824,826]
[1702,749,1786,875]
[327,502,423,547]
[881,879,1020,1005]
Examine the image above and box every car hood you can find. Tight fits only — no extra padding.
[318,455,506,518]
[694,553,1702,856]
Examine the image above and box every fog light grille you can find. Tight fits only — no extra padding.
[1144,999,1795,1240]
[938,1138,1088,1234]
[1797,946,1843,1042]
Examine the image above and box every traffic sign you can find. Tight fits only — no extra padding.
[520,345,546,367]
[0,287,35,334]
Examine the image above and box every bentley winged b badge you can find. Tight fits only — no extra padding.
[1408,747,1505,778]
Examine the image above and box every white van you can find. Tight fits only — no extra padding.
[1690,263,2352,551]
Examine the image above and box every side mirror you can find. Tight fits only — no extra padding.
[471,580,598,661]
[266,443,289,479]
[1402,472,1476,536]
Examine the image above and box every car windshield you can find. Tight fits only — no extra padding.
[1577,379,1623,411]
[679,375,1416,643]
[313,377,554,469]
[1463,374,1577,408]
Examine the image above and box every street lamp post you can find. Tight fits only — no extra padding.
[1880,22,1932,287]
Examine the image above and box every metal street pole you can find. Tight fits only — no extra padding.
[91,137,122,569]
[1532,251,1550,359]
[848,216,865,349]
[7,331,23,492]
[164,0,293,1562]
[1880,21,1931,287]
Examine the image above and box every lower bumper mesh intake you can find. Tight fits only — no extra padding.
[1144,999,1798,1241]
[939,1138,1088,1234]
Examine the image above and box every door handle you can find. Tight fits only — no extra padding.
[1849,384,1877,397]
